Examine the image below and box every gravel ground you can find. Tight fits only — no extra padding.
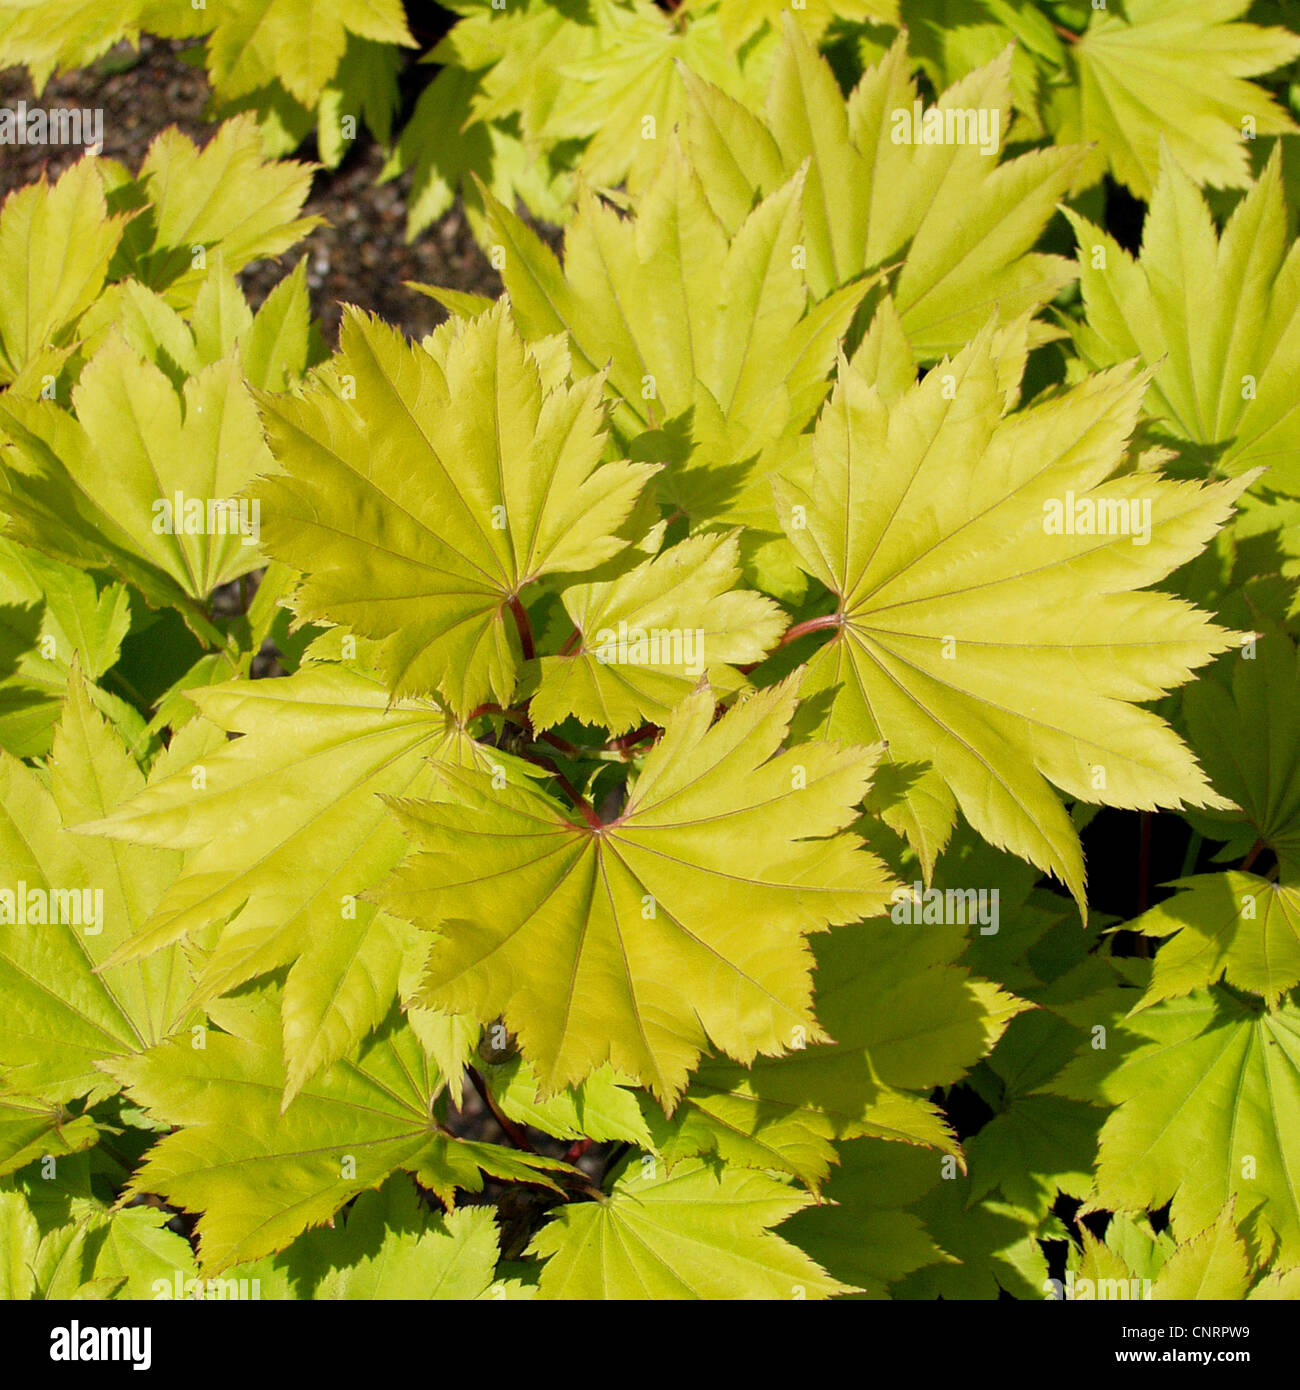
[0,35,502,344]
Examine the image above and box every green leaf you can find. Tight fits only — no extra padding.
[1130,873,1300,1009]
[108,984,568,1272]
[527,1155,854,1299]
[1054,989,1300,1262]
[774,324,1245,903]
[383,676,898,1104]
[78,663,478,1103]
[656,919,1027,1189]
[0,537,130,758]
[1048,0,1300,199]
[0,333,271,609]
[106,116,320,306]
[482,145,869,530]
[0,159,127,387]
[778,1137,948,1299]
[0,671,197,1170]
[490,1059,653,1148]
[203,0,413,107]
[1068,148,1300,489]
[683,22,1084,355]
[1182,632,1300,874]
[283,1177,500,1300]
[254,303,658,716]
[531,532,786,735]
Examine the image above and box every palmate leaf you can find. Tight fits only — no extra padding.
[103,116,320,308]
[0,160,128,389]
[439,0,771,201]
[529,532,787,735]
[382,677,899,1104]
[253,302,657,716]
[108,984,571,1273]
[0,536,131,758]
[481,144,869,530]
[0,332,272,615]
[0,672,200,1171]
[77,663,479,1104]
[1047,0,1300,200]
[681,21,1084,356]
[773,324,1246,904]
[1182,632,1300,874]
[681,0,898,47]
[1128,873,1300,1010]
[199,0,414,108]
[650,920,1027,1189]
[260,1177,501,1301]
[778,1137,947,1299]
[1069,148,1300,492]
[527,1155,853,1300]
[1051,989,1300,1262]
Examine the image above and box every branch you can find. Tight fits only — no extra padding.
[507,594,536,661]
[468,1066,537,1154]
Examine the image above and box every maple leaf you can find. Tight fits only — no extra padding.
[77,663,478,1104]
[268,1177,501,1300]
[773,324,1247,904]
[0,536,131,758]
[681,20,1084,356]
[777,1137,947,1299]
[252,302,658,716]
[527,1155,854,1299]
[0,159,128,389]
[1069,148,1300,491]
[681,0,898,47]
[489,1059,653,1149]
[0,671,200,1171]
[481,144,869,531]
[0,0,150,90]
[1182,630,1300,875]
[382,676,898,1104]
[529,532,787,735]
[202,0,414,108]
[1047,0,1300,199]
[105,116,320,307]
[0,332,272,621]
[108,985,571,1273]
[1052,989,1300,1262]
[1128,873,1300,1010]
[93,256,316,395]
[650,919,1027,1189]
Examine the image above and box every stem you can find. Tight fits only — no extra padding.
[468,1067,537,1154]
[538,730,581,759]
[1179,830,1204,879]
[507,595,535,662]
[1052,21,1078,43]
[564,1138,595,1164]
[738,613,842,676]
[531,753,603,829]
[780,613,843,647]
[606,723,659,757]
[560,627,583,657]
[1240,838,1266,873]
